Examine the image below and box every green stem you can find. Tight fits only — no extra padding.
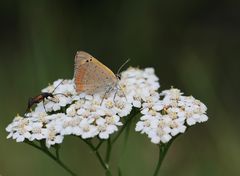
[25,141,77,176]
[96,140,104,150]
[105,138,112,164]
[81,139,112,176]
[95,149,108,171]
[110,109,140,175]
[118,166,122,176]
[153,140,175,176]
[123,115,132,148]
[55,145,60,160]
[112,110,140,145]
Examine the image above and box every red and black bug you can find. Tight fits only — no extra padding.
[25,80,66,115]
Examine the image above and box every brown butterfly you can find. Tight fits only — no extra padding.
[74,51,129,102]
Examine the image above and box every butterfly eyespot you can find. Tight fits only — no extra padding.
[90,59,92,61]
[86,60,89,62]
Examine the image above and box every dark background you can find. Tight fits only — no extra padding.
[1,1,240,176]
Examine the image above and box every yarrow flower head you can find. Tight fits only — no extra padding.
[135,87,208,144]
[6,67,163,147]
[6,67,208,148]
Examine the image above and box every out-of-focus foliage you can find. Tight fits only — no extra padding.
[0,1,239,176]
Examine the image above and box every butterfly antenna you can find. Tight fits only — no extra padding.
[51,80,64,93]
[117,59,130,75]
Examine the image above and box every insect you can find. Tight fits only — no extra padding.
[74,51,129,103]
[25,80,65,114]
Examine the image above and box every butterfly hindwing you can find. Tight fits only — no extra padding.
[74,51,117,94]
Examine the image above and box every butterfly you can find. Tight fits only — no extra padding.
[74,51,129,101]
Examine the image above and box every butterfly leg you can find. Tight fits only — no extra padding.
[120,86,127,101]
[113,84,127,103]
[100,86,113,105]
[113,87,119,103]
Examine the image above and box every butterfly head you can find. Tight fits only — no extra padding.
[115,74,121,80]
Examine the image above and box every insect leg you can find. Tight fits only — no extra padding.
[118,84,127,101]
[42,99,47,113]
[23,110,30,118]
[113,87,119,103]
[54,93,68,97]
[24,108,30,116]
[113,84,127,104]
[46,96,57,103]
[100,86,113,105]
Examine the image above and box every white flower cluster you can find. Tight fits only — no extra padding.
[6,67,160,147]
[136,88,208,144]
[6,67,208,147]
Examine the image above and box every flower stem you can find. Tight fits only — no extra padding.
[96,140,104,150]
[81,139,112,176]
[44,149,77,176]
[112,109,140,145]
[25,141,77,176]
[123,115,132,148]
[105,138,112,164]
[153,139,175,176]
[118,166,122,176]
[55,145,60,160]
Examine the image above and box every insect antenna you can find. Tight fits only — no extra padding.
[51,80,64,93]
[116,59,130,76]
[51,80,69,97]
[110,59,130,105]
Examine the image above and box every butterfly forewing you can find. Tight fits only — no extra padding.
[74,51,117,94]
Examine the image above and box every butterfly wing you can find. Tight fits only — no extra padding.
[74,51,117,94]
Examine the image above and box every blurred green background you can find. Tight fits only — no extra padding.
[1,1,240,176]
